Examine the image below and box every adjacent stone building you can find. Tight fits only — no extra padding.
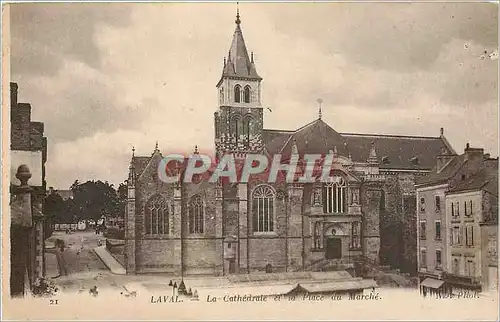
[10,82,48,296]
[416,144,498,294]
[125,12,455,276]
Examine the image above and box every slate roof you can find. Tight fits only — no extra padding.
[132,156,151,176]
[219,16,261,85]
[415,154,466,186]
[263,118,453,171]
[448,158,499,196]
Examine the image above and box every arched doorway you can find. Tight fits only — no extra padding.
[324,224,346,260]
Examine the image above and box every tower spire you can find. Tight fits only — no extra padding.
[235,2,241,25]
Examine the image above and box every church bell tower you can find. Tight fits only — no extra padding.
[214,8,264,160]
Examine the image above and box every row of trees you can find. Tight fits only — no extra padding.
[43,180,127,224]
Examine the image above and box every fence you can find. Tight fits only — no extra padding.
[53,223,78,231]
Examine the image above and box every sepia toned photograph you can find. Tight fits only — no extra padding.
[2,1,499,320]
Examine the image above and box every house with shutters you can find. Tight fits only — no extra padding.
[416,143,498,295]
[124,11,456,277]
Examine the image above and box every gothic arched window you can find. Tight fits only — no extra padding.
[244,85,251,103]
[243,115,252,146]
[231,114,241,143]
[323,176,347,213]
[189,195,204,234]
[252,185,275,232]
[234,85,241,103]
[145,194,169,235]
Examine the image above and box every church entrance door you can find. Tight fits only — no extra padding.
[228,260,236,274]
[325,238,342,260]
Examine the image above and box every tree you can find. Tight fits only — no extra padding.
[117,182,127,218]
[70,180,121,221]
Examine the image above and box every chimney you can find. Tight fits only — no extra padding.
[436,147,455,173]
[464,142,484,161]
[10,82,18,108]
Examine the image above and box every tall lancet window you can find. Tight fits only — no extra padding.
[231,115,241,143]
[322,176,347,214]
[252,185,275,233]
[189,195,204,234]
[244,86,251,103]
[243,115,252,146]
[145,194,169,235]
[234,85,241,103]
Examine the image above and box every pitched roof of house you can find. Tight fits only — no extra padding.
[415,154,466,186]
[263,118,453,171]
[448,158,499,195]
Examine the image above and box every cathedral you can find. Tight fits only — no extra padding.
[124,11,456,276]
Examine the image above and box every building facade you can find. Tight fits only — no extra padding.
[125,12,455,276]
[10,82,48,296]
[416,144,498,294]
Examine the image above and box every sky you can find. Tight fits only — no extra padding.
[10,2,499,189]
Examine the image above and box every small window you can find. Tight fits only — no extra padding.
[420,249,427,268]
[435,221,441,240]
[234,85,241,103]
[244,86,251,103]
[435,196,441,212]
[227,242,231,249]
[419,197,426,212]
[465,259,475,277]
[436,250,442,268]
[465,225,474,246]
[453,258,460,275]
[420,221,426,240]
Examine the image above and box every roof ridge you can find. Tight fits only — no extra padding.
[263,129,294,133]
[340,132,442,140]
[294,118,323,133]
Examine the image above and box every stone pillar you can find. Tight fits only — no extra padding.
[361,183,382,264]
[238,183,249,273]
[125,179,136,274]
[32,197,45,281]
[287,184,304,271]
[10,165,34,297]
[215,183,224,275]
[173,183,183,275]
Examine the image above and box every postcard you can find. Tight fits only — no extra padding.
[2,2,499,320]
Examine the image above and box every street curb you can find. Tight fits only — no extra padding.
[93,246,126,275]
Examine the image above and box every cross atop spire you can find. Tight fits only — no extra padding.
[235,2,241,25]
[317,98,323,120]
